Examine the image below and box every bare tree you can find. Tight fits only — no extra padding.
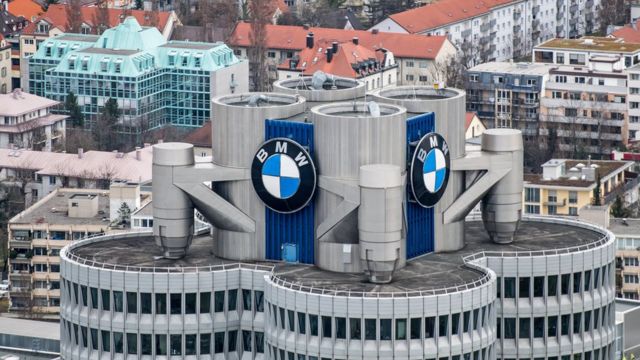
[199,0,238,42]
[599,0,627,34]
[247,0,271,91]
[93,0,111,35]
[65,0,84,33]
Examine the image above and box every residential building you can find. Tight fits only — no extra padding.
[6,0,43,23]
[27,17,248,137]
[0,33,10,93]
[0,145,153,207]
[533,37,640,70]
[229,23,455,89]
[523,159,638,216]
[609,19,640,43]
[18,4,180,90]
[466,62,553,136]
[131,201,153,231]
[0,88,66,151]
[184,120,212,157]
[611,218,640,300]
[370,0,599,65]
[0,3,29,90]
[7,184,150,314]
[465,112,486,139]
[540,60,629,158]
[626,64,640,142]
[614,299,640,360]
[278,36,398,91]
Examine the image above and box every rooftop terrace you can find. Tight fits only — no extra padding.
[65,217,607,295]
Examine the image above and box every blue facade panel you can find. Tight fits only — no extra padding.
[264,119,315,264]
[406,113,436,259]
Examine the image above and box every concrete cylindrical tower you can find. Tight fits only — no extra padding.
[211,93,307,260]
[480,128,524,244]
[359,164,403,283]
[273,76,366,110]
[310,102,407,273]
[152,142,195,259]
[369,86,466,252]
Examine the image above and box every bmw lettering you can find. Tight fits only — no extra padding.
[410,132,450,208]
[251,138,317,213]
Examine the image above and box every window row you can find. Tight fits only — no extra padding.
[62,281,264,315]
[268,303,492,340]
[497,304,614,340]
[62,321,264,355]
[268,344,493,360]
[496,264,612,300]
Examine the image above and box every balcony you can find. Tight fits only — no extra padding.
[513,11,521,20]
[603,175,640,204]
[480,23,491,32]
[533,19,540,29]
[544,198,567,206]
[569,9,578,19]
[479,37,490,45]
[9,239,31,248]
[513,24,521,33]
[532,5,540,14]
[557,12,564,21]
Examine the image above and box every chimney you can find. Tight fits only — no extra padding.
[372,28,379,35]
[78,148,83,159]
[135,146,141,161]
[332,41,339,54]
[143,142,151,147]
[326,48,333,63]
[352,37,359,45]
[306,32,314,49]
[157,139,164,144]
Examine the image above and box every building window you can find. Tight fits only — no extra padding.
[156,293,166,314]
[569,207,578,215]
[170,294,181,314]
[525,205,540,214]
[552,91,562,99]
[114,332,124,353]
[101,289,110,311]
[336,317,346,339]
[156,334,167,355]
[310,315,319,336]
[573,313,582,334]
[410,318,421,339]
[573,272,582,293]
[556,75,567,83]
[548,275,558,297]
[126,333,137,355]
[406,61,414,67]
[141,293,152,314]
[214,332,224,354]
[228,289,237,311]
[322,316,333,338]
[365,318,376,340]
[185,293,196,314]
[534,276,544,297]
[504,277,516,298]
[242,289,252,311]
[548,205,557,215]
[200,292,211,314]
[406,74,414,82]
[396,319,407,340]
[524,187,540,202]
[519,277,530,298]
[504,318,516,339]
[519,318,530,339]
[114,291,123,312]
[425,316,435,338]
[170,334,182,355]
[126,292,137,314]
[438,315,448,337]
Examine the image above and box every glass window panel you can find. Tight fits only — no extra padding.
[91,328,98,350]
[452,313,460,335]
[519,318,530,339]
[242,289,252,311]
[101,330,110,352]
[126,333,137,355]
[380,319,391,340]
[573,313,582,334]
[288,310,295,331]
[214,291,224,312]
[90,288,98,309]
[141,334,152,355]
[101,289,110,311]
[200,292,211,314]
[396,319,407,340]
[548,275,558,297]
[519,277,530,298]
[322,316,332,338]
[113,291,123,312]
[171,294,181,314]
[336,317,346,339]
[561,314,570,335]
[185,334,197,355]
[548,316,558,337]
[534,317,544,338]
[410,318,421,339]
[255,291,264,312]
[214,332,225,353]
[504,277,516,298]
[185,293,196,314]
[365,318,376,340]
[561,274,570,295]
[573,273,582,294]
[228,330,237,352]
[228,289,237,311]
[200,333,211,354]
[534,276,544,297]
[141,293,151,314]
[114,332,123,353]
[350,318,361,340]
[242,330,251,352]
[439,315,448,337]
[298,313,306,334]
[256,331,264,353]
[504,318,516,339]
[126,292,137,314]
[310,315,319,336]
[463,311,470,332]
[155,293,166,314]
[170,334,182,355]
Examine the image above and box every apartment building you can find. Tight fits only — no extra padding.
[0,145,153,207]
[0,33,10,93]
[277,36,398,91]
[523,159,638,217]
[540,60,629,159]
[18,4,179,91]
[7,184,149,314]
[611,218,640,300]
[466,62,553,137]
[0,4,29,90]
[626,65,640,142]
[370,0,600,65]
[533,37,640,70]
[228,23,455,89]
[0,89,66,151]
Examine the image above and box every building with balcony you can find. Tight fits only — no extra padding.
[626,64,640,142]
[523,159,638,217]
[0,33,11,94]
[7,184,150,315]
[466,62,553,136]
[0,88,66,151]
[27,17,248,137]
[540,61,630,159]
[610,218,640,301]
[533,38,640,70]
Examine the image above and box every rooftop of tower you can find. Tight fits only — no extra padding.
[64,216,607,295]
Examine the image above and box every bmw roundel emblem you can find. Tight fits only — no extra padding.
[410,132,450,208]
[251,138,316,213]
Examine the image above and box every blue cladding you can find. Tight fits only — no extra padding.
[406,113,435,259]
[264,119,315,264]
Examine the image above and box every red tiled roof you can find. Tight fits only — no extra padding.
[21,4,172,35]
[387,0,513,34]
[611,20,640,43]
[7,0,43,21]
[281,39,384,78]
[465,112,477,130]
[184,121,211,148]
[230,22,449,60]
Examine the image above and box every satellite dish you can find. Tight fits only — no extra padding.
[247,94,269,107]
[311,70,335,90]
[367,101,381,117]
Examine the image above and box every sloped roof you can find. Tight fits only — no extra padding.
[610,21,640,43]
[387,0,513,34]
[7,0,43,21]
[0,89,59,116]
[22,4,172,35]
[230,22,449,60]
[465,112,477,130]
[184,121,211,148]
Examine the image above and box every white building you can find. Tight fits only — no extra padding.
[0,89,66,151]
[626,64,640,142]
[370,0,600,65]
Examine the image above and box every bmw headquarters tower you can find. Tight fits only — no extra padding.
[59,75,617,360]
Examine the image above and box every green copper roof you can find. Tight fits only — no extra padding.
[31,16,239,77]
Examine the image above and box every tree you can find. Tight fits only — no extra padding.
[134,0,143,9]
[93,98,120,151]
[593,171,602,206]
[64,91,84,128]
[93,0,110,35]
[611,195,631,217]
[66,0,84,33]
[199,0,238,42]
[44,0,59,10]
[598,0,626,34]
[115,202,132,226]
[366,0,415,27]
[247,0,271,91]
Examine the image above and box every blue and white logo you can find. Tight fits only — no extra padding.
[251,138,316,213]
[410,133,450,208]
[261,154,301,199]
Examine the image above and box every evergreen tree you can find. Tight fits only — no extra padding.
[611,195,630,218]
[593,172,602,206]
[93,98,120,151]
[64,91,84,128]
[134,0,143,9]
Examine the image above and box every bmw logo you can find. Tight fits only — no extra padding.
[251,138,316,213]
[410,132,450,208]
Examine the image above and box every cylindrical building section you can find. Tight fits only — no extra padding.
[211,93,307,260]
[272,75,366,112]
[152,142,195,259]
[369,86,466,252]
[480,128,524,244]
[358,164,403,283]
[310,102,406,273]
